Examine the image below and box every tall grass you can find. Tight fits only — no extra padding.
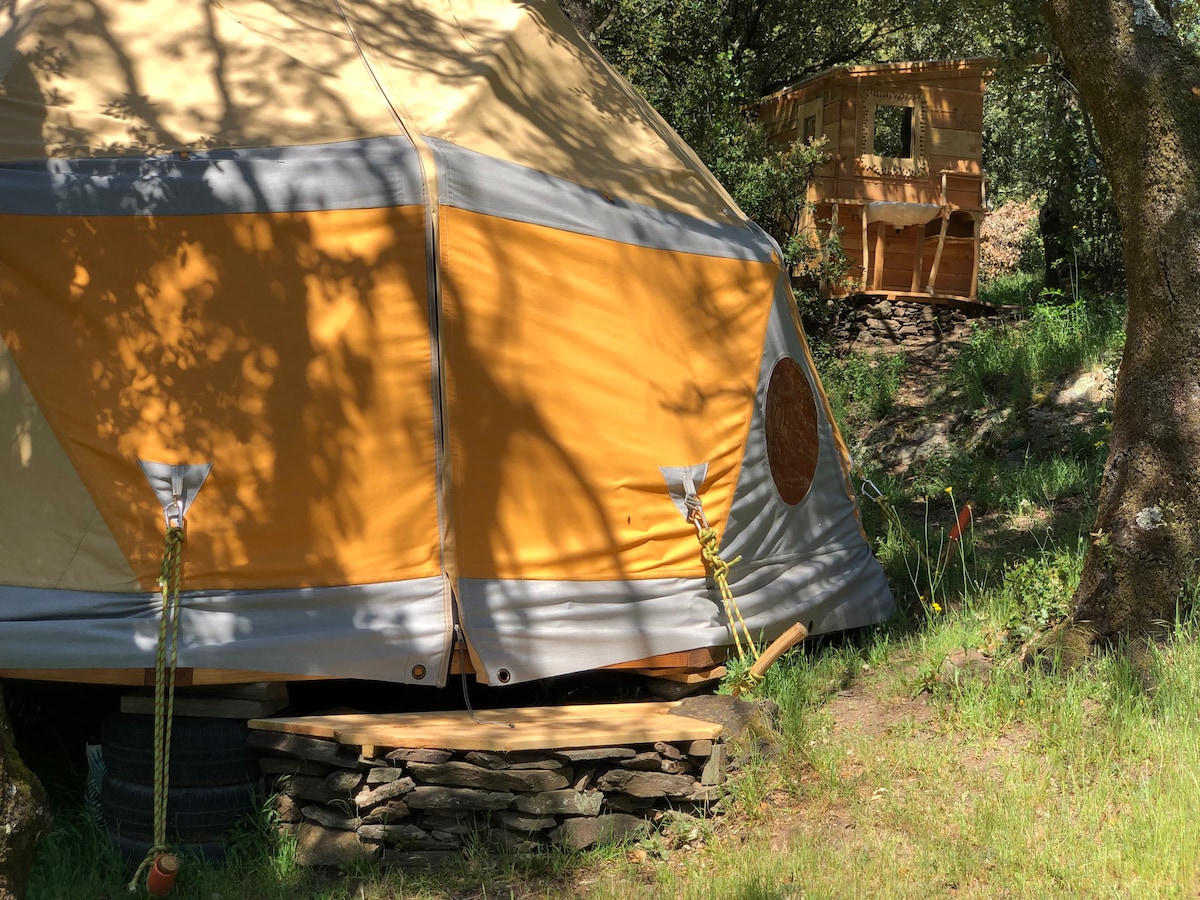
[951,294,1125,409]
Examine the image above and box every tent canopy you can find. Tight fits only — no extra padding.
[0,0,892,686]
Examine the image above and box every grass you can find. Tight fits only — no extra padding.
[27,284,1199,898]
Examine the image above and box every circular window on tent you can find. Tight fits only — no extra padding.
[764,357,820,505]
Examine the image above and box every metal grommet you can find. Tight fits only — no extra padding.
[496,668,512,684]
[411,664,427,680]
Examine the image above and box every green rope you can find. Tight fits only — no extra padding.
[128,525,184,892]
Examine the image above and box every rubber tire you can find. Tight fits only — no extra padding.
[100,775,261,841]
[105,827,228,866]
[101,713,260,787]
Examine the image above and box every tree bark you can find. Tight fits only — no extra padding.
[1042,0,1200,637]
[0,686,50,900]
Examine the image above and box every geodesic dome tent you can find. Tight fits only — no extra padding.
[0,0,892,687]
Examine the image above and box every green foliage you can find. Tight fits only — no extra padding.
[995,544,1082,650]
[950,294,1125,409]
[814,349,905,423]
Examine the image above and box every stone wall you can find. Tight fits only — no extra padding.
[825,298,972,350]
[249,731,728,867]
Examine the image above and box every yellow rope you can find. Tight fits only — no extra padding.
[695,526,758,661]
[128,525,184,891]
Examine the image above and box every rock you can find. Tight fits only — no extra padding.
[360,801,411,825]
[571,766,595,791]
[643,676,709,700]
[487,827,544,852]
[595,770,698,798]
[366,767,407,784]
[385,748,453,764]
[325,770,363,793]
[284,774,356,805]
[556,747,636,762]
[464,750,566,770]
[248,731,360,768]
[294,822,369,867]
[496,810,557,832]
[670,694,780,741]
[407,761,569,792]
[404,786,515,811]
[419,813,478,835]
[940,648,993,686]
[357,822,457,849]
[700,743,728,786]
[654,742,684,760]
[686,739,714,758]
[618,751,663,771]
[301,804,362,831]
[553,814,645,850]
[355,777,416,809]
[511,789,603,816]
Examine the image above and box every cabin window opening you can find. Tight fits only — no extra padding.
[872,104,912,158]
[802,114,818,143]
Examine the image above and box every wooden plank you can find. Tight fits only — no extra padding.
[911,222,926,293]
[927,212,951,293]
[927,109,983,132]
[928,127,982,160]
[250,701,724,752]
[970,214,983,300]
[929,156,982,175]
[872,222,886,290]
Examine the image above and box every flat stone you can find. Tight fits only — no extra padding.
[301,804,361,831]
[596,770,698,799]
[326,770,363,793]
[355,777,416,809]
[552,814,645,850]
[464,750,566,771]
[294,822,369,867]
[619,751,664,771]
[701,742,728,786]
[404,786,515,811]
[357,822,457,849]
[686,740,714,758]
[654,742,684,760]
[408,761,569,792]
[248,731,360,768]
[284,775,356,805]
[366,767,407,784]
[419,813,478,835]
[496,809,557,832]
[385,748,453,764]
[511,789,603,816]
[687,785,722,804]
[487,827,544,852]
[556,747,636,762]
[360,801,411,825]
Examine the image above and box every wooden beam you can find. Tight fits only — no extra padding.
[927,211,951,293]
[969,213,983,300]
[910,221,926,293]
[861,212,870,290]
[872,221,886,290]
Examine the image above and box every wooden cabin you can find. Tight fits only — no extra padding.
[759,59,993,307]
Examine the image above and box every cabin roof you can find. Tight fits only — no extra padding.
[763,57,1000,102]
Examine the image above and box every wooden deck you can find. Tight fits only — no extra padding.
[248,701,724,753]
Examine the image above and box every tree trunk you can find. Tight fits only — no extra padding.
[1042,0,1200,638]
[0,685,50,899]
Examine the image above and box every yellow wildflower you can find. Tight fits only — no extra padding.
[931,602,942,613]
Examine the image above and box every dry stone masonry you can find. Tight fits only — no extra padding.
[249,731,728,867]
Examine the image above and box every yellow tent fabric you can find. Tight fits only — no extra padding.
[0,0,892,685]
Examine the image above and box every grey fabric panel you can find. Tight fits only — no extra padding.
[721,274,894,631]
[137,460,213,523]
[0,137,424,216]
[0,578,451,685]
[458,539,885,684]
[427,137,778,261]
